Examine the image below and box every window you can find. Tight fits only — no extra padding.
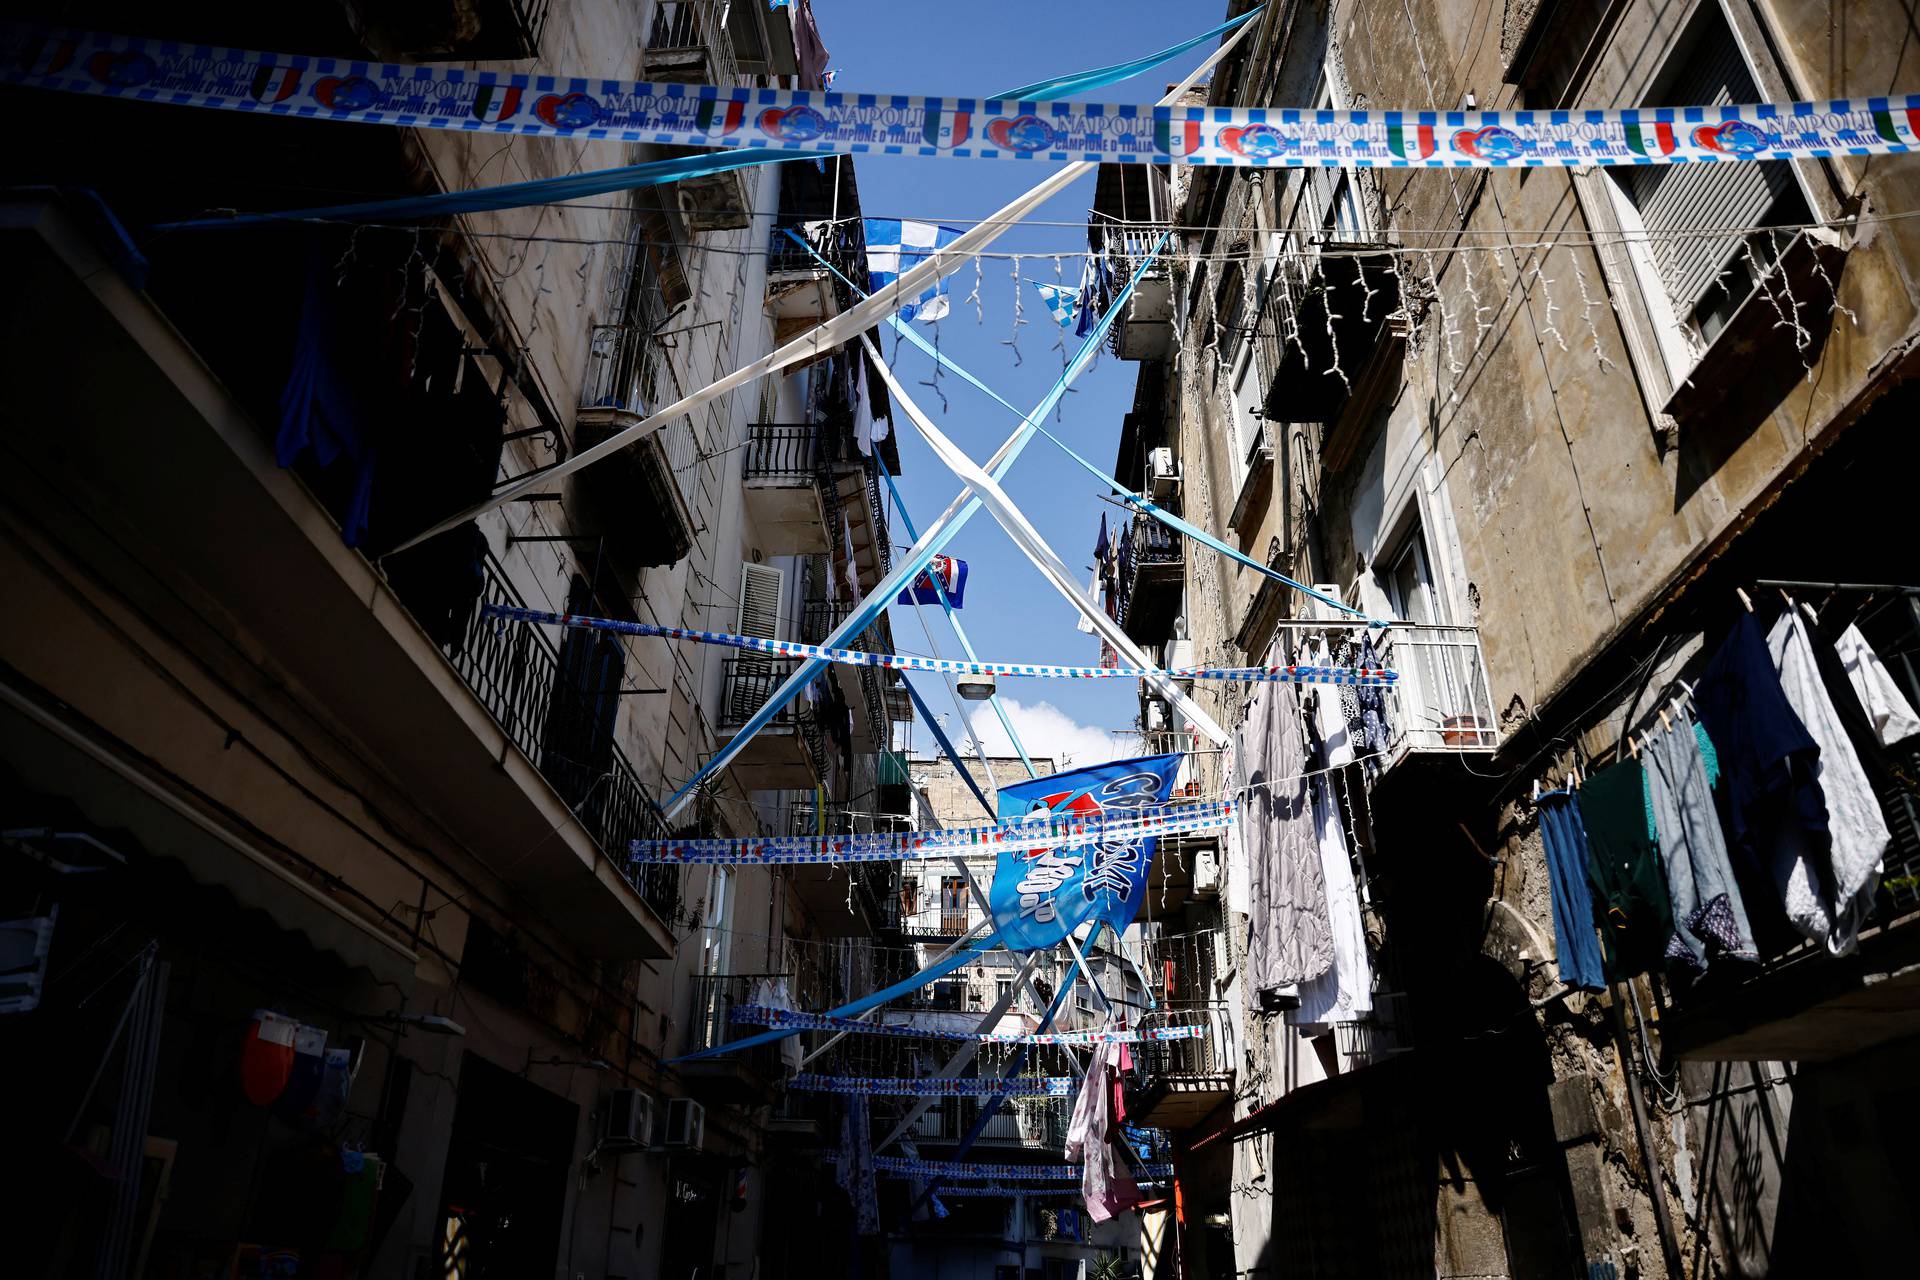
[997,978,1014,1009]
[1304,71,1370,245]
[940,876,968,935]
[737,562,785,640]
[1605,6,1810,374]
[1381,528,1442,626]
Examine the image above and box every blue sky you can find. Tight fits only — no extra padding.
[816,0,1226,766]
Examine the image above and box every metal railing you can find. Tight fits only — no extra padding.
[743,424,819,483]
[767,219,868,291]
[444,552,677,918]
[801,598,851,645]
[644,0,740,85]
[581,322,699,515]
[718,656,828,776]
[1375,624,1498,758]
[1332,991,1414,1069]
[1129,1004,1235,1081]
[915,1095,1074,1148]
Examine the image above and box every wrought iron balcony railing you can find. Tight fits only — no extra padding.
[444,552,677,919]
[743,423,820,483]
[643,0,740,85]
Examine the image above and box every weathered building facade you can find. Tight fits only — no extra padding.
[1097,0,1920,1276]
[2,2,915,1277]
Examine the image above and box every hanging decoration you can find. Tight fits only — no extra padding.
[989,755,1181,951]
[865,219,961,322]
[789,1073,1075,1097]
[7,28,1909,168]
[730,1005,1205,1045]
[1030,279,1083,329]
[895,553,969,608]
[868,1156,1175,1182]
[630,798,1235,865]
[480,605,1400,684]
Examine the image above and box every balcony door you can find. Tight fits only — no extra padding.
[542,574,625,826]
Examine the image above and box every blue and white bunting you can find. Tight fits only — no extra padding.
[865,219,960,322]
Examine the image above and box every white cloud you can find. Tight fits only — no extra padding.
[962,698,1133,770]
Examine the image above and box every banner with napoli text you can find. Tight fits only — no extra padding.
[6,26,1918,168]
[989,754,1181,952]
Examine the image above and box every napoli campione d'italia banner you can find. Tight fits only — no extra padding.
[6,25,1919,169]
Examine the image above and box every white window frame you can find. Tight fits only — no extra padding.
[1570,0,1839,435]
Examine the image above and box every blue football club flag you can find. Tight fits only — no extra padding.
[865,219,962,323]
[987,754,1183,951]
[895,554,968,608]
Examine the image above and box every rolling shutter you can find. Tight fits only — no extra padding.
[1622,15,1792,321]
[737,562,785,639]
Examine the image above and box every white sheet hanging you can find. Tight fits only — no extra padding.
[1834,622,1920,747]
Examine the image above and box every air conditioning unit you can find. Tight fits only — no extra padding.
[1165,639,1195,680]
[1147,447,1180,501]
[603,1088,653,1150]
[1193,848,1221,898]
[662,1097,706,1151]
[1144,699,1168,732]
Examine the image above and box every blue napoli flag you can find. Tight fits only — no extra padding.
[895,554,967,608]
[988,754,1183,951]
[865,219,962,323]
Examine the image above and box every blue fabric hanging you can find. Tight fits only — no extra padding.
[277,255,376,544]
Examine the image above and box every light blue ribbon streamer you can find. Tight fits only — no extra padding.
[995,6,1263,100]
[786,229,1387,627]
[882,467,1038,780]
[157,11,1261,233]
[662,233,1171,816]
[669,933,996,1063]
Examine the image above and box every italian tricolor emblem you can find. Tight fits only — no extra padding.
[697,97,748,136]
[1154,117,1203,157]
[469,84,522,124]
[1387,120,1437,160]
[924,107,972,150]
[1624,120,1679,157]
[1873,106,1920,146]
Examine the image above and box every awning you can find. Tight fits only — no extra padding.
[1,683,420,992]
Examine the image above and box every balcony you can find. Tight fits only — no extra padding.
[1126,1005,1235,1130]
[682,971,789,1104]
[1260,243,1403,429]
[1375,624,1498,770]
[358,0,551,61]
[766,220,864,344]
[643,0,742,84]
[718,657,826,790]
[1116,514,1184,644]
[574,322,698,568]
[1091,216,1176,361]
[642,3,752,230]
[743,425,833,554]
[915,1094,1074,1150]
[0,197,676,958]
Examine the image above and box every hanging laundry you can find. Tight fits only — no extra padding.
[842,513,860,602]
[277,256,377,546]
[273,1023,331,1124]
[1290,776,1374,1026]
[1832,623,1920,747]
[1303,639,1355,768]
[1577,760,1675,980]
[1065,1040,1144,1223]
[1643,717,1758,973]
[239,1010,299,1106]
[1768,606,1892,954]
[1537,790,1608,991]
[1223,729,1252,917]
[1697,612,1835,951]
[1241,667,1334,996]
[836,1093,880,1236]
[1350,632,1392,770]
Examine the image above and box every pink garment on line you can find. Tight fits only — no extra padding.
[1066,1040,1143,1223]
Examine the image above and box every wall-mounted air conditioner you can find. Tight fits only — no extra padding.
[1193,848,1221,898]
[662,1097,706,1151]
[1148,447,1180,501]
[603,1089,654,1149]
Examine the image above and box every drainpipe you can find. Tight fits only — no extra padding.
[1609,983,1684,1277]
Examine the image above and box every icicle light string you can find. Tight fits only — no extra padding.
[174,211,1909,264]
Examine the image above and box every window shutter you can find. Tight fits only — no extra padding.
[1623,17,1792,321]
[737,562,785,640]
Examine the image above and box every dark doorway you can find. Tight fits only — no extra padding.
[437,1051,579,1278]
[658,1159,722,1280]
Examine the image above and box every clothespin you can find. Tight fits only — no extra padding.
[1530,777,1541,804]
[1627,736,1639,759]
[1658,707,1671,731]
[1735,587,1754,613]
